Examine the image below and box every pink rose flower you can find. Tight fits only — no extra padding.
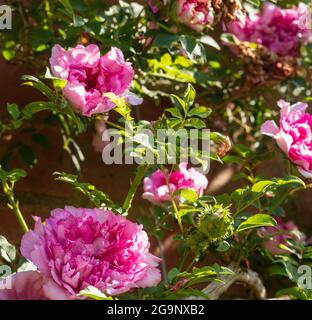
[0,271,70,300]
[21,207,161,297]
[228,2,312,57]
[258,217,304,255]
[142,163,208,205]
[175,0,214,32]
[50,45,142,117]
[261,100,312,178]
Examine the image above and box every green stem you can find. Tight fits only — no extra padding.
[162,167,184,234]
[290,183,312,196]
[3,182,28,233]
[178,250,189,271]
[123,165,147,211]
[185,256,197,272]
[147,72,190,84]
[104,119,125,131]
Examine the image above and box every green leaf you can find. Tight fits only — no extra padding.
[170,94,186,112]
[273,176,306,188]
[187,106,211,118]
[179,37,206,63]
[6,103,20,120]
[251,181,275,193]
[178,208,200,217]
[59,0,74,16]
[199,35,220,50]
[22,102,57,119]
[222,155,242,165]
[21,75,55,102]
[246,0,260,7]
[0,235,16,263]
[2,50,15,61]
[104,93,133,120]
[17,259,37,272]
[236,214,277,232]
[184,84,196,109]
[7,169,27,182]
[216,240,230,252]
[78,286,114,300]
[184,118,206,129]
[220,33,239,45]
[0,168,27,183]
[166,107,183,119]
[175,189,199,202]
[179,36,197,56]
[167,268,180,283]
[234,144,252,158]
[152,31,179,47]
[54,172,124,213]
[276,287,310,300]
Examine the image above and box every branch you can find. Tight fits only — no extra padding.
[187,264,267,300]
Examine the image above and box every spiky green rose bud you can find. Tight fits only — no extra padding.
[186,204,234,253]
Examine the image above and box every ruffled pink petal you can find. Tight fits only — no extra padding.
[63,82,87,114]
[49,44,69,79]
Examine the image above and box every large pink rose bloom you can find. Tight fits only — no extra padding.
[258,217,304,255]
[143,163,208,205]
[21,207,161,297]
[261,100,312,178]
[229,3,312,57]
[50,45,142,116]
[176,0,214,32]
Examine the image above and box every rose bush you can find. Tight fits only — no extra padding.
[0,0,312,301]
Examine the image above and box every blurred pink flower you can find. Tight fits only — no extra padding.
[258,217,304,255]
[50,45,142,117]
[92,120,109,153]
[21,207,161,297]
[142,163,208,205]
[175,0,214,32]
[147,0,160,14]
[0,271,70,300]
[261,100,312,178]
[229,2,312,56]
